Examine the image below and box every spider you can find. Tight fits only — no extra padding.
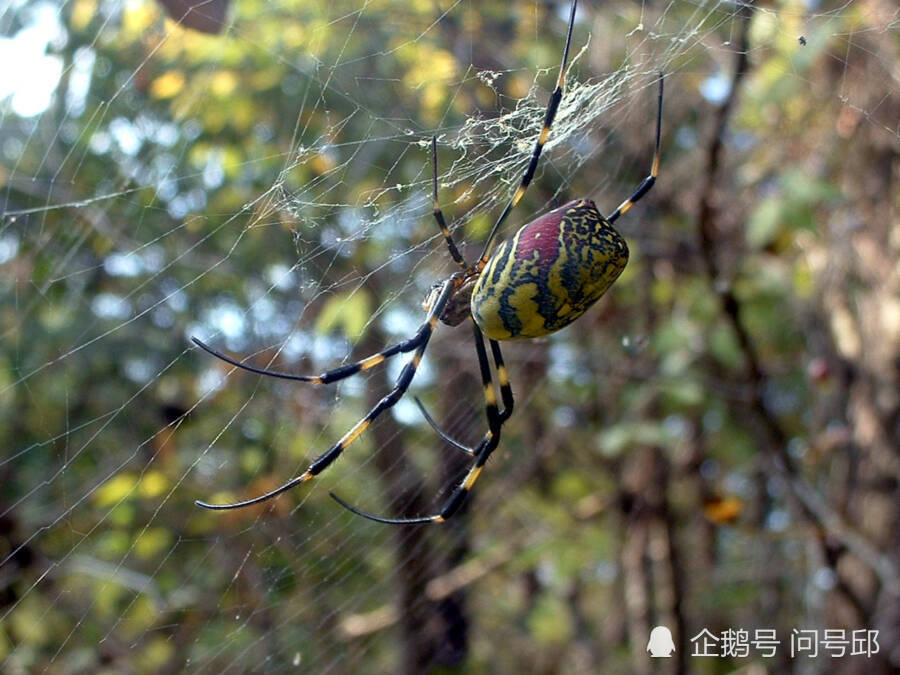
[192,0,664,525]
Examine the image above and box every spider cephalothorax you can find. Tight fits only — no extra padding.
[424,272,478,328]
[192,0,665,525]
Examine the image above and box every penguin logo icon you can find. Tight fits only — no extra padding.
[647,626,676,657]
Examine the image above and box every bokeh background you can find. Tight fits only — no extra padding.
[1,0,897,672]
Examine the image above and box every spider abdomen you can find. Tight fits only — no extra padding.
[471,199,628,340]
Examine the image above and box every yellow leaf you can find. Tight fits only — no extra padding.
[250,67,287,91]
[134,527,173,559]
[210,71,238,98]
[138,471,169,499]
[94,472,137,507]
[404,48,457,89]
[122,1,155,38]
[70,0,96,31]
[704,495,743,525]
[149,71,186,99]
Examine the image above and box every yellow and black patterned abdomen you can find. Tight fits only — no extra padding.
[471,199,628,340]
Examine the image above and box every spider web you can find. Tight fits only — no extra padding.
[1,0,897,671]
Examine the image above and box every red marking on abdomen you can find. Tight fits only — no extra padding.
[515,200,580,269]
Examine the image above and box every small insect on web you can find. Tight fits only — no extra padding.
[192,0,665,525]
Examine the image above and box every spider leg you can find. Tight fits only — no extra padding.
[431,136,468,269]
[330,425,501,525]
[412,329,514,449]
[606,73,664,224]
[330,322,513,525]
[490,338,515,423]
[196,279,455,511]
[413,396,474,455]
[191,327,427,385]
[477,0,578,265]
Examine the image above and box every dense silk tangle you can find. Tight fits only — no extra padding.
[471,199,629,340]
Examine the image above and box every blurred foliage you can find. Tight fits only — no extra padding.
[1,0,897,673]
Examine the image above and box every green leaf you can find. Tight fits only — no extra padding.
[528,594,574,645]
[314,290,373,340]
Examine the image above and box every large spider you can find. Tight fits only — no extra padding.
[193,0,664,524]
